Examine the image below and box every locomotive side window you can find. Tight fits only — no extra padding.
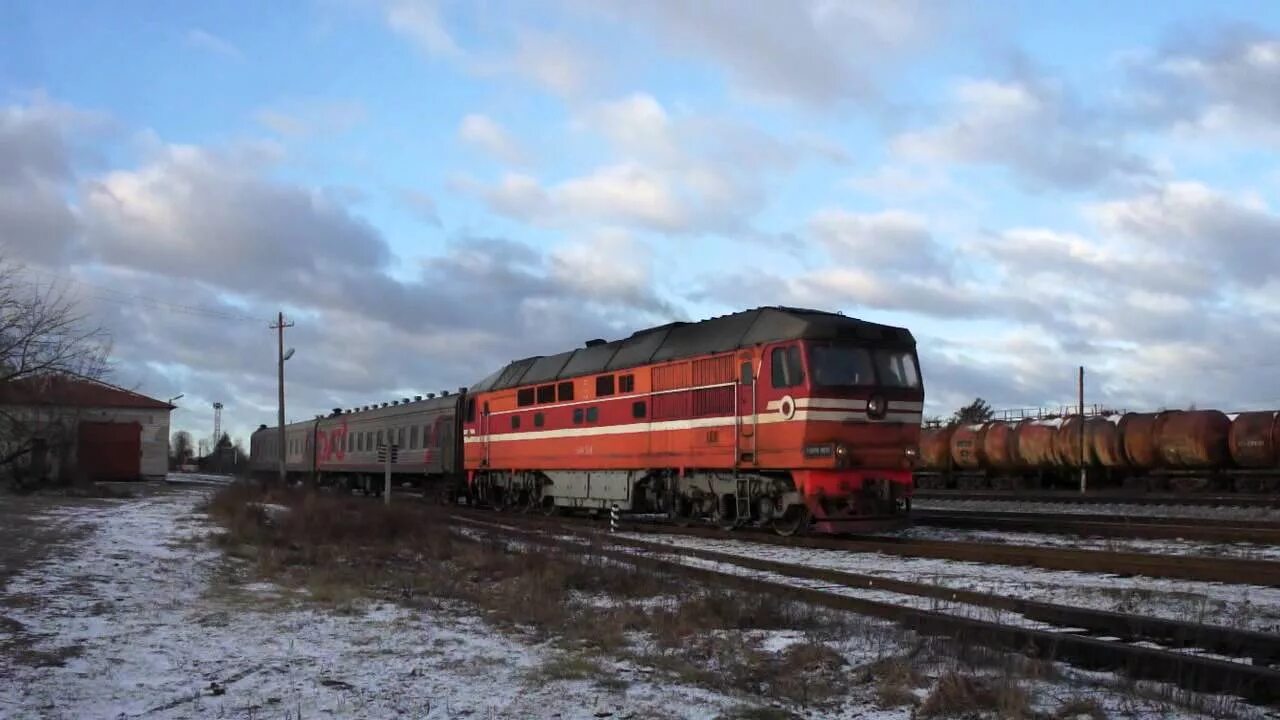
[534,413,545,427]
[517,388,535,407]
[619,374,635,393]
[771,346,807,388]
[573,408,584,424]
[595,375,615,396]
[511,415,521,430]
[466,398,476,422]
[536,384,555,403]
[557,381,574,401]
[632,401,647,418]
[586,407,599,423]
[740,361,753,386]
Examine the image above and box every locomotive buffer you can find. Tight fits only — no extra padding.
[376,443,398,505]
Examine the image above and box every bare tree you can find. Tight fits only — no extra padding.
[170,430,193,469]
[0,258,111,485]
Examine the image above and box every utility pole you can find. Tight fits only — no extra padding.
[270,312,294,485]
[1078,366,1086,494]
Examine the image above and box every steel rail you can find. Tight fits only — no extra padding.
[451,512,1280,704]
[912,510,1280,544]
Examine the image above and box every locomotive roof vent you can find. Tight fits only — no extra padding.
[440,390,449,396]
[414,395,423,401]
[584,338,607,347]
[402,397,410,404]
[257,424,267,430]
[382,402,389,408]
[459,386,467,394]
[427,393,436,399]
[332,408,342,416]
[392,400,400,405]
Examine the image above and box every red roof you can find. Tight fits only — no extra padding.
[0,374,174,410]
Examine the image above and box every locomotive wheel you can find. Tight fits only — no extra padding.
[540,496,560,516]
[771,505,811,537]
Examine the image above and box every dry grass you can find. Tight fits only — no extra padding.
[918,671,1030,719]
[1054,695,1107,720]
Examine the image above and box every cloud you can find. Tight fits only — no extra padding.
[590,0,941,106]
[399,189,441,226]
[892,77,1150,190]
[463,93,822,233]
[507,31,592,96]
[255,101,366,139]
[0,101,93,266]
[809,209,947,275]
[1088,181,1280,285]
[184,29,244,60]
[1129,27,1280,140]
[457,113,526,165]
[383,0,460,58]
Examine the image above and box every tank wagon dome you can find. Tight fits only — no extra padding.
[467,306,917,394]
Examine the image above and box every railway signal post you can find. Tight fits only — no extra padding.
[377,443,398,505]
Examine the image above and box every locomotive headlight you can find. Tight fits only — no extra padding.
[834,443,849,457]
[904,446,918,459]
[867,397,883,415]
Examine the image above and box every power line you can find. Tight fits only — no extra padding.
[15,267,270,324]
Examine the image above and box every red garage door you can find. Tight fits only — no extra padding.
[78,421,141,482]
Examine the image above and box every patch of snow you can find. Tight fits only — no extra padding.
[0,489,759,719]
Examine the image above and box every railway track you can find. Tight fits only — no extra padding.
[451,511,1280,704]
[446,502,1280,584]
[912,509,1280,544]
[915,489,1280,508]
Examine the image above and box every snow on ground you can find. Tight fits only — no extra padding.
[612,532,1280,636]
[897,525,1280,561]
[0,488,757,719]
[914,499,1280,522]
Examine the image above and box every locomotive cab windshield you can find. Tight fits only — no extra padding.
[807,343,921,390]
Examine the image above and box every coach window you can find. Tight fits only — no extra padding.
[557,381,574,401]
[536,384,555,404]
[376,430,384,448]
[511,415,521,430]
[619,374,635,393]
[517,388,535,407]
[586,407,599,423]
[633,401,647,419]
[410,426,419,449]
[398,427,406,448]
[534,412,545,427]
[595,375,615,397]
[573,408,584,425]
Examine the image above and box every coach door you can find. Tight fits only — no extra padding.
[736,353,757,466]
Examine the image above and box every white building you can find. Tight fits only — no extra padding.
[0,374,174,483]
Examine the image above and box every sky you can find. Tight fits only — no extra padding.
[3,0,1280,448]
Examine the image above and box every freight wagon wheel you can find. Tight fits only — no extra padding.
[771,506,811,537]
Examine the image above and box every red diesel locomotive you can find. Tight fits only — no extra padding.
[251,307,924,534]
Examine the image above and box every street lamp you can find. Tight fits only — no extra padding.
[167,393,184,405]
